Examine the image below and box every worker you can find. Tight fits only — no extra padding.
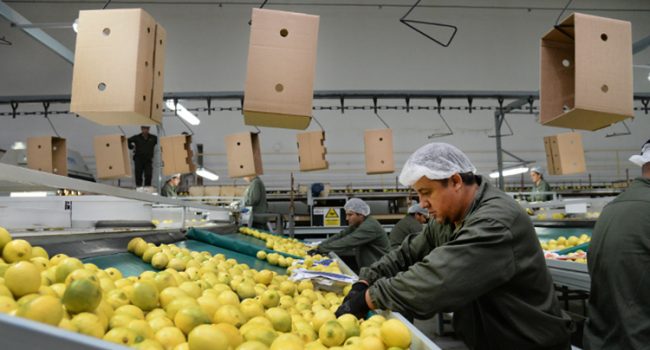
[160,174,180,197]
[336,142,572,349]
[128,126,158,188]
[388,202,428,249]
[529,166,553,202]
[583,139,650,350]
[309,198,390,270]
[243,175,269,230]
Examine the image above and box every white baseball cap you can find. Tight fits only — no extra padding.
[629,139,650,167]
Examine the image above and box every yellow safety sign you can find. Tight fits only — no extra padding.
[324,208,340,227]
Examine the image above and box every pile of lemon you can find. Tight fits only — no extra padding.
[0,228,412,350]
[239,227,309,258]
[540,234,591,251]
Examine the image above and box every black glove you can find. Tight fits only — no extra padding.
[335,288,370,319]
[342,281,368,304]
[307,249,319,256]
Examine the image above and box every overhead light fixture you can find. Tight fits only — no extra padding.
[73,18,79,33]
[647,72,650,82]
[11,142,26,150]
[489,166,529,179]
[10,191,49,197]
[195,167,219,181]
[166,99,201,126]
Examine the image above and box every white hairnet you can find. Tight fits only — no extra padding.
[629,140,650,167]
[399,143,477,186]
[407,203,429,216]
[529,166,544,175]
[344,198,370,216]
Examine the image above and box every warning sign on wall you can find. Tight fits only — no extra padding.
[324,208,341,227]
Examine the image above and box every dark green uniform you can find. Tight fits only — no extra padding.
[583,177,650,350]
[361,178,572,349]
[317,216,390,269]
[243,176,268,229]
[161,181,177,197]
[388,214,423,249]
[531,179,552,202]
[128,133,157,187]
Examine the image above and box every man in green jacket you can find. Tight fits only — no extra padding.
[336,142,572,350]
[243,175,268,230]
[388,203,428,249]
[160,174,180,197]
[529,166,553,202]
[584,139,650,349]
[310,198,390,270]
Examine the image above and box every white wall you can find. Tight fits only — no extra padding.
[1,0,649,188]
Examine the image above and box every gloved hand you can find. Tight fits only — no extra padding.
[335,288,370,319]
[306,249,319,256]
[240,207,250,214]
[342,281,369,304]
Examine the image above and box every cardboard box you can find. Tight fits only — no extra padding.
[296,131,328,171]
[27,136,68,176]
[364,129,394,175]
[544,132,587,175]
[70,9,166,125]
[243,8,319,130]
[234,186,247,197]
[93,134,132,179]
[540,13,633,131]
[160,135,196,176]
[189,186,206,197]
[204,186,221,197]
[226,132,263,178]
[220,185,237,197]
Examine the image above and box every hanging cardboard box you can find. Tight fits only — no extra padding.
[540,13,633,131]
[189,186,206,197]
[243,8,319,130]
[160,135,196,176]
[296,131,328,171]
[364,129,394,175]
[226,132,264,178]
[544,132,586,175]
[70,8,166,125]
[27,136,68,176]
[93,134,132,179]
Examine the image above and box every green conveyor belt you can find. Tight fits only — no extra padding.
[535,227,593,242]
[175,240,286,275]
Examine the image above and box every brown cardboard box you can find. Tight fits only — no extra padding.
[27,136,68,176]
[220,186,237,197]
[234,186,247,197]
[544,132,587,175]
[540,13,633,131]
[243,8,319,130]
[189,186,206,197]
[70,9,166,125]
[204,186,221,197]
[364,129,394,174]
[160,135,196,176]
[226,132,263,178]
[93,134,132,179]
[296,131,328,171]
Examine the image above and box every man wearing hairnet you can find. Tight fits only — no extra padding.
[530,166,553,202]
[388,203,428,249]
[584,139,650,349]
[336,142,572,349]
[309,198,390,271]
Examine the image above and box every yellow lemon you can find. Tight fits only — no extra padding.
[129,318,155,340]
[311,309,336,332]
[105,267,123,281]
[65,268,99,287]
[0,227,12,251]
[240,298,265,320]
[243,327,278,347]
[260,290,280,308]
[134,339,164,350]
[5,261,40,298]
[256,251,267,260]
[152,253,170,270]
[72,312,105,338]
[115,304,146,320]
[2,239,32,263]
[319,320,346,347]
[62,278,102,314]
[380,319,411,349]
[361,336,385,350]
[155,326,186,349]
[237,340,270,350]
[270,333,304,350]
[164,297,197,320]
[214,322,243,348]
[0,296,17,313]
[279,281,296,296]
[143,247,161,263]
[30,246,49,259]
[103,327,140,346]
[174,305,211,335]
[148,316,174,333]
[16,294,63,326]
[187,324,229,350]
[265,307,292,332]
[132,280,160,311]
[213,304,245,328]
[337,313,360,338]
[216,290,240,306]
[106,289,130,309]
[55,257,84,283]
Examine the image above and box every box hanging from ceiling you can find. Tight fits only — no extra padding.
[296,131,328,171]
[243,8,319,130]
[544,132,587,175]
[226,132,264,178]
[364,129,394,175]
[27,136,68,176]
[160,135,196,176]
[540,13,633,131]
[93,134,132,179]
[70,8,166,125]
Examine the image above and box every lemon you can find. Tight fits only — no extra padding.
[128,237,145,252]
[236,281,257,300]
[179,281,202,299]
[152,253,170,270]
[337,314,360,338]
[104,327,140,345]
[0,296,18,313]
[5,261,41,297]
[214,322,243,348]
[361,325,381,339]
[241,316,274,333]
[115,304,146,320]
[304,341,327,350]
[49,283,66,298]
[72,312,105,338]
[256,251,267,260]
[134,240,149,257]
[311,309,336,332]
[380,319,411,349]
[196,295,221,318]
[168,258,186,271]
[213,304,245,328]
[65,268,99,286]
[319,320,346,347]
[297,280,313,293]
[49,253,68,266]
[143,247,161,263]
[135,339,165,350]
[55,257,84,283]
[237,340,270,350]
[30,246,49,259]
[160,287,189,308]
[16,294,64,326]
[106,289,130,309]
[148,316,174,333]
[129,318,155,340]
[58,318,77,332]
[155,326,186,349]
[344,336,362,346]
[174,305,211,335]
[2,239,32,263]
[146,308,168,321]
[265,307,292,332]
[63,278,102,313]
[109,313,135,329]
[29,257,49,272]
[165,297,198,320]
[105,267,123,281]
[243,327,278,347]
[0,227,12,251]
[293,321,318,343]
[270,333,304,350]
[260,290,280,308]
[216,290,240,306]
[240,298,264,320]
[188,324,229,350]
[254,270,273,285]
[361,336,385,350]
[132,280,160,311]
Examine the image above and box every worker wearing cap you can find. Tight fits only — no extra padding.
[584,139,650,350]
[530,166,553,202]
[161,174,180,197]
[310,198,390,270]
[336,142,572,349]
[128,126,158,187]
[388,203,428,249]
[243,175,269,230]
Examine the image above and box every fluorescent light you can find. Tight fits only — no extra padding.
[166,99,200,126]
[10,191,49,197]
[489,166,529,179]
[195,167,219,181]
[11,142,26,150]
[72,18,79,33]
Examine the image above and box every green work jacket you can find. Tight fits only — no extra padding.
[388,214,423,249]
[318,216,390,269]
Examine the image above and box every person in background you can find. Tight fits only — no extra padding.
[243,175,269,230]
[309,198,390,271]
[128,126,157,188]
[335,142,572,349]
[177,132,195,194]
[161,174,180,197]
[388,202,428,249]
[583,139,650,350]
[529,166,553,202]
